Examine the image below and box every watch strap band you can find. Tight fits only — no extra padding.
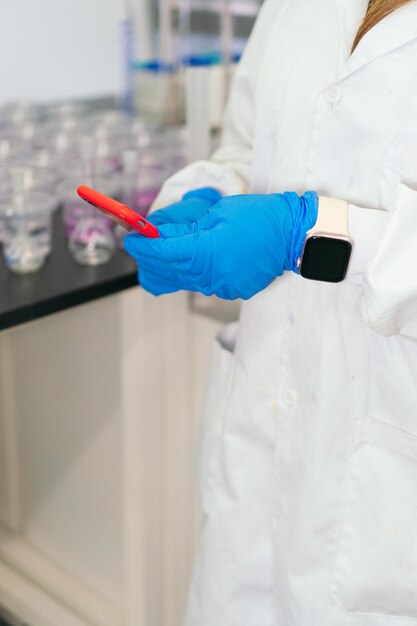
[308,196,350,237]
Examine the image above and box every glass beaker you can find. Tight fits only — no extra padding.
[93,127,125,172]
[7,166,59,193]
[135,163,165,216]
[34,126,79,156]
[120,149,140,210]
[30,148,57,170]
[0,137,33,166]
[55,152,114,180]
[68,201,116,267]
[62,134,117,266]
[57,176,120,238]
[83,110,131,130]
[115,149,140,247]
[0,101,41,126]
[0,191,57,274]
[1,122,38,145]
[154,125,188,173]
[0,181,11,242]
[43,101,87,123]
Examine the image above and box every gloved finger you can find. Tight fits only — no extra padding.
[126,230,213,279]
[124,229,200,264]
[138,268,182,296]
[136,254,192,281]
[147,203,195,227]
[139,263,209,294]
[147,187,222,227]
[132,236,212,289]
[156,217,214,236]
[148,202,208,228]
[152,216,212,237]
[135,252,205,286]
[157,222,198,238]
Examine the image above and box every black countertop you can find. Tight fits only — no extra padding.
[0,208,139,332]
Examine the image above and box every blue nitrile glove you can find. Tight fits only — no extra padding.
[148,187,223,227]
[124,191,318,300]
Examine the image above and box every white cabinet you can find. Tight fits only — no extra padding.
[0,288,225,626]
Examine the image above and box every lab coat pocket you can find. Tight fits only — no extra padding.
[198,323,237,514]
[331,416,417,620]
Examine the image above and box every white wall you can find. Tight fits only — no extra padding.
[0,0,125,104]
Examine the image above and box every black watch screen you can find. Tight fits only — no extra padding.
[300,236,352,283]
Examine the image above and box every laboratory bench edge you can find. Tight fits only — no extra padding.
[0,207,139,333]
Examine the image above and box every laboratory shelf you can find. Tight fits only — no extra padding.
[170,0,261,17]
[0,208,138,333]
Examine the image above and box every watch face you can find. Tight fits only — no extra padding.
[300,236,352,283]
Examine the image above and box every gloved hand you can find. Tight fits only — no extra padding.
[124,191,318,300]
[148,187,223,227]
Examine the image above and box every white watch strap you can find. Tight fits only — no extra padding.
[309,196,350,237]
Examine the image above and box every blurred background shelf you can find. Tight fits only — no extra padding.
[170,0,260,18]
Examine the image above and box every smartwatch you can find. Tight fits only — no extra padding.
[297,196,353,283]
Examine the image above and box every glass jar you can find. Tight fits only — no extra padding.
[0,191,58,273]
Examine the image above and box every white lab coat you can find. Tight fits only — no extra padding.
[154,1,417,624]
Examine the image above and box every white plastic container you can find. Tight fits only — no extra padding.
[133,61,183,125]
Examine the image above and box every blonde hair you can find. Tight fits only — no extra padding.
[352,0,412,51]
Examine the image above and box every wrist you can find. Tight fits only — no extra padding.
[282,191,319,273]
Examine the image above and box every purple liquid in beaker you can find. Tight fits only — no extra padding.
[63,201,113,237]
[133,188,160,217]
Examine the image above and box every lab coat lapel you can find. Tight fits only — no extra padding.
[338,0,417,80]
[333,0,368,46]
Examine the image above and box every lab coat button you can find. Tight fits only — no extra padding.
[325,86,342,106]
[279,390,297,411]
[284,390,296,406]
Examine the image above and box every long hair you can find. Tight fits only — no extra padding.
[352,0,412,51]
